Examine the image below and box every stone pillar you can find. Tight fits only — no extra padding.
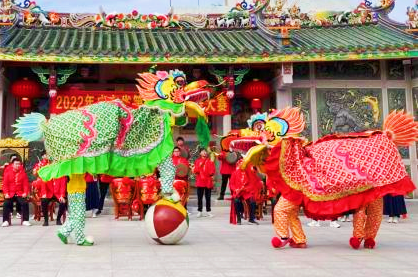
[404,60,417,198]
[222,114,231,134]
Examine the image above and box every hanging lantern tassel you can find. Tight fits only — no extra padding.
[49,89,57,98]
[226,76,235,99]
[251,98,262,110]
[49,71,57,98]
[20,97,32,113]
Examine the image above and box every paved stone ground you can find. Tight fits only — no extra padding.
[1,201,418,277]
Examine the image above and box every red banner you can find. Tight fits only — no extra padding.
[49,89,140,114]
[200,94,231,115]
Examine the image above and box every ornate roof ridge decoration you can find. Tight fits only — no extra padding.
[0,0,268,30]
[2,0,397,31]
[406,1,418,32]
[262,0,396,29]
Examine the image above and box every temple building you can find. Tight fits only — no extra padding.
[0,0,418,196]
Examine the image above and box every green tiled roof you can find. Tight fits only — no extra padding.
[0,26,282,57]
[0,23,417,64]
[288,23,417,54]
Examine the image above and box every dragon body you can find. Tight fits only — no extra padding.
[14,70,211,195]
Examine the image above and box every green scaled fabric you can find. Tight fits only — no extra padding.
[195,116,211,148]
[38,101,174,181]
[144,100,185,117]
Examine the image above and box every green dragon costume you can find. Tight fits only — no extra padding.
[14,69,211,245]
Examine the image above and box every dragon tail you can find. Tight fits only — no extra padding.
[12,113,46,141]
[383,110,418,146]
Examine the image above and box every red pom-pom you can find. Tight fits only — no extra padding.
[271,237,290,248]
[349,237,361,249]
[364,238,376,249]
[271,237,282,248]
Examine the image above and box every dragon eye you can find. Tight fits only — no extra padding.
[175,78,186,87]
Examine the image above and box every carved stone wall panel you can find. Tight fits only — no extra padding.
[291,88,311,140]
[387,60,405,80]
[388,88,409,158]
[316,88,383,137]
[315,61,381,80]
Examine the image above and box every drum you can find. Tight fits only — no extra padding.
[176,163,189,178]
[226,152,239,164]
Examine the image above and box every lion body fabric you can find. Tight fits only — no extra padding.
[280,132,406,202]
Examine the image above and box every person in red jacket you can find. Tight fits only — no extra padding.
[40,177,67,226]
[216,150,236,200]
[172,147,190,208]
[1,154,23,219]
[33,153,68,226]
[2,158,31,227]
[96,174,115,216]
[172,147,190,181]
[229,159,263,225]
[193,148,215,218]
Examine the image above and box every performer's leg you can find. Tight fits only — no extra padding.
[16,197,29,222]
[234,198,243,224]
[218,174,229,199]
[196,187,204,212]
[57,201,66,225]
[248,198,257,223]
[352,207,366,239]
[16,201,22,216]
[288,205,307,245]
[364,198,383,249]
[271,197,304,248]
[350,206,366,249]
[205,188,212,213]
[70,192,88,245]
[58,194,75,243]
[157,156,175,194]
[41,198,50,226]
[273,197,291,239]
[2,198,13,223]
[98,183,109,213]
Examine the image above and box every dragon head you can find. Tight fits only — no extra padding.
[220,107,306,169]
[136,70,210,119]
[220,112,268,154]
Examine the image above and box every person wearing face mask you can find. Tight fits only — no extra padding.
[2,158,31,227]
[193,148,215,218]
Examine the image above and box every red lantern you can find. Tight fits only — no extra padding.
[10,78,42,99]
[241,79,270,100]
[250,98,262,110]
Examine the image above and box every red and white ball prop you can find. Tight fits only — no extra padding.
[145,199,189,245]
